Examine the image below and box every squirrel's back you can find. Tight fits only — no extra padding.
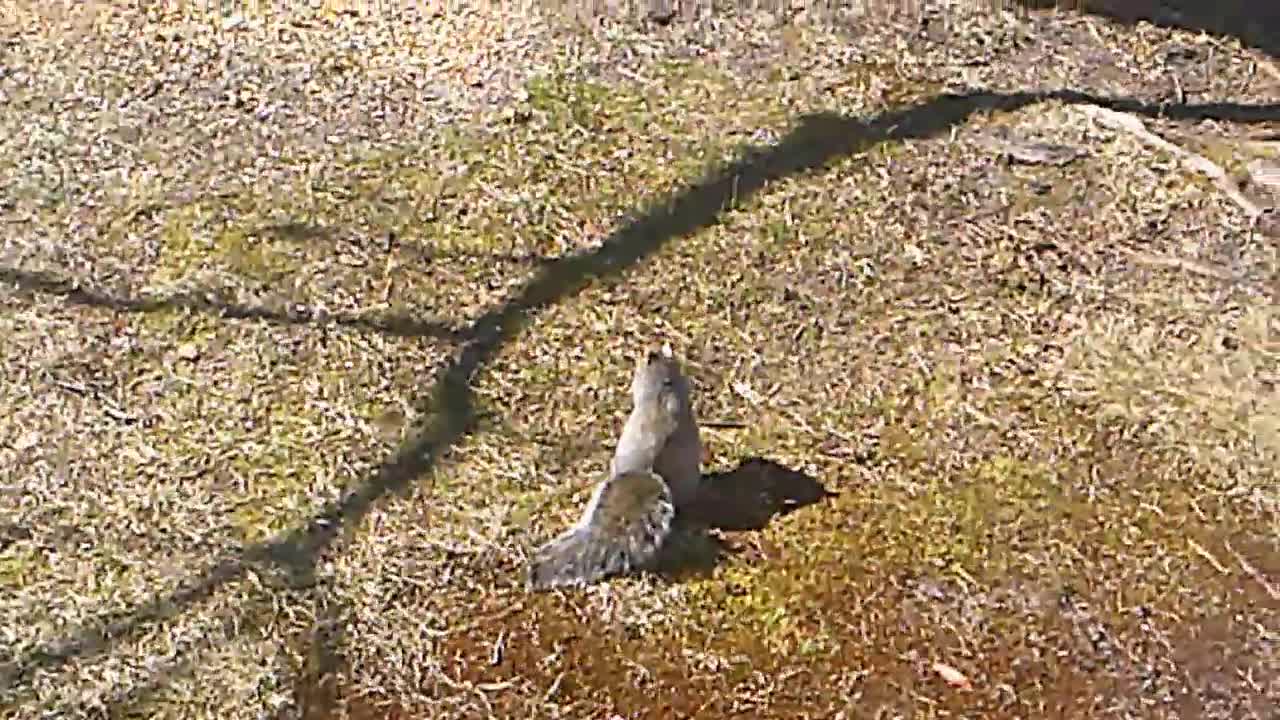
[527,344,700,591]
[614,345,702,509]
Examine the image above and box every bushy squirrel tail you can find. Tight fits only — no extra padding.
[527,470,675,591]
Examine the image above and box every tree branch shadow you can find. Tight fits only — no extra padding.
[0,266,465,340]
[3,88,1278,700]
[1018,0,1280,61]
[249,221,560,267]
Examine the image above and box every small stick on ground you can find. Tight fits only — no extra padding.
[1126,251,1235,281]
[1187,538,1230,575]
[1223,539,1280,601]
[1080,105,1265,219]
[701,419,747,429]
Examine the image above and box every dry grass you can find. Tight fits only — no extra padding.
[1,1,1278,719]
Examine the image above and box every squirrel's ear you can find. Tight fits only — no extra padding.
[659,341,674,359]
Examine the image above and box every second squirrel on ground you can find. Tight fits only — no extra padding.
[527,343,702,590]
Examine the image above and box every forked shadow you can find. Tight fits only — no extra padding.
[651,457,836,580]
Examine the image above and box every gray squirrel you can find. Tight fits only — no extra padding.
[527,343,703,590]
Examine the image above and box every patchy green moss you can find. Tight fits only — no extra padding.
[150,203,211,287]
[213,229,296,285]
[0,543,46,587]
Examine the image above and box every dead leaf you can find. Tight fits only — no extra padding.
[14,430,41,451]
[971,128,1083,166]
[732,380,764,405]
[931,661,973,691]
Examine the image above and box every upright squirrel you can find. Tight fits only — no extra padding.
[527,343,703,590]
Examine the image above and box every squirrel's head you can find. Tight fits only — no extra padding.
[631,342,691,417]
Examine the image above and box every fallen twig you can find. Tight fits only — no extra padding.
[1126,251,1235,281]
[1080,105,1264,219]
[701,419,747,429]
[1224,539,1280,601]
[1187,538,1230,575]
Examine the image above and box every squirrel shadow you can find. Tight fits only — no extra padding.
[649,457,836,580]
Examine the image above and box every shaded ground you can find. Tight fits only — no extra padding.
[0,1,1277,719]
